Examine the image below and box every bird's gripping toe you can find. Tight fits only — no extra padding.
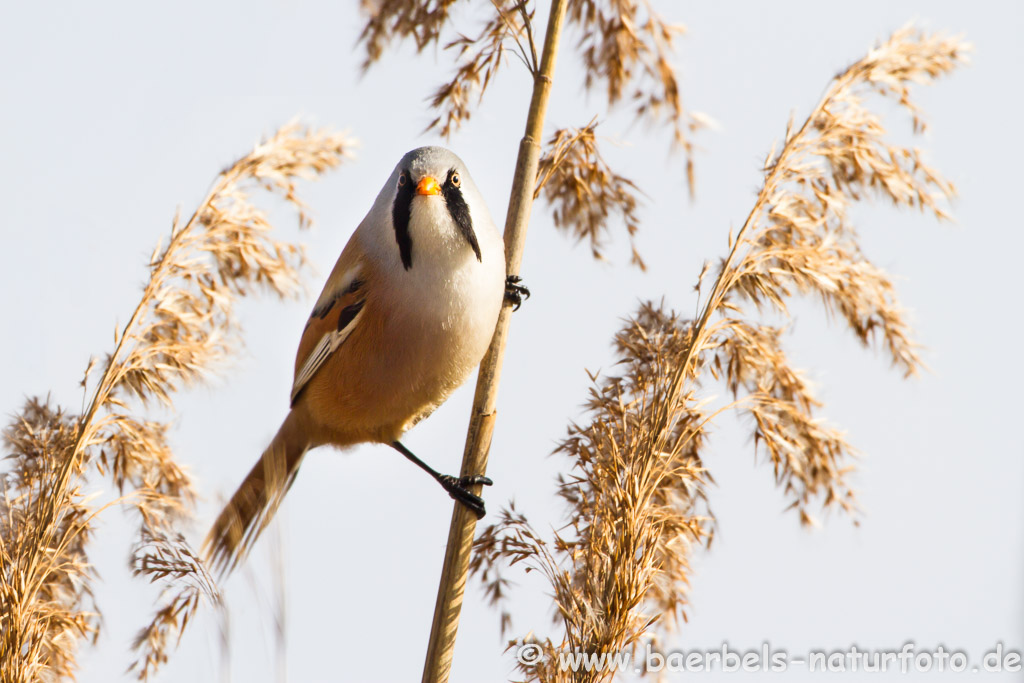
[504,275,530,311]
[439,474,493,519]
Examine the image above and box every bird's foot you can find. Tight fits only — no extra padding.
[438,474,493,519]
[504,275,530,311]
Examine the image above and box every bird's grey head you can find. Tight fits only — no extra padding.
[389,146,482,270]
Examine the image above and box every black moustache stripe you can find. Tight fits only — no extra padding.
[392,168,415,270]
[443,168,481,262]
[392,167,482,269]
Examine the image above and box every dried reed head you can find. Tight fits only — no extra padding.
[0,123,352,683]
[473,304,713,682]
[426,0,537,137]
[358,0,461,69]
[567,0,699,188]
[534,121,645,268]
[127,530,221,679]
[472,26,967,682]
[1,399,98,683]
[360,0,537,136]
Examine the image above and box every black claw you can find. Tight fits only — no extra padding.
[504,275,531,311]
[390,442,493,519]
[460,474,493,487]
[439,474,490,519]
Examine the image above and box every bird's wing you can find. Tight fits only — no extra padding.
[290,247,369,406]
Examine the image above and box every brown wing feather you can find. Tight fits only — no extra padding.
[291,243,369,405]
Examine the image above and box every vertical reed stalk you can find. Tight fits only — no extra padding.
[421,0,569,680]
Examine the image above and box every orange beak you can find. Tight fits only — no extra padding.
[416,176,441,196]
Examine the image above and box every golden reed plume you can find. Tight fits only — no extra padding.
[1,123,352,683]
[470,26,968,682]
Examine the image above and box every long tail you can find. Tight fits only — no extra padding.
[204,411,309,577]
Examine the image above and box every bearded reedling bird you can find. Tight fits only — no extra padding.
[204,146,528,574]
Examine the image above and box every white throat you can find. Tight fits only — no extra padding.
[406,194,475,268]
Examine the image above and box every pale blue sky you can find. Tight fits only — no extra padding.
[1,2,1021,682]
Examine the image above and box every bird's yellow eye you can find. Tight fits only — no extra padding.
[451,172,461,187]
[398,172,408,187]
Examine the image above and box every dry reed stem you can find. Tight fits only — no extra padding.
[423,0,569,679]
[1,123,352,683]
[471,26,967,682]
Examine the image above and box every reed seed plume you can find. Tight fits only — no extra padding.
[1,400,99,683]
[358,0,461,69]
[127,530,221,680]
[471,26,967,682]
[473,303,714,655]
[359,0,536,137]
[0,123,352,683]
[426,0,538,137]
[567,0,699,186]
[534,121,645,268]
